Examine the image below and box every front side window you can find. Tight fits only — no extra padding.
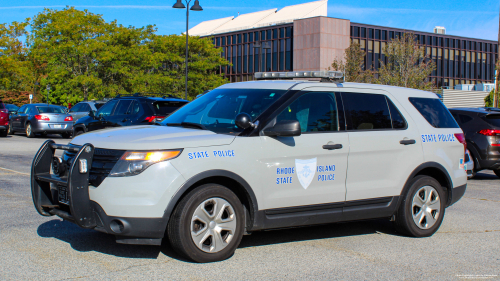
[97,100,118,117]
[114,100,133,115]
[409,97,459,128]
[276,92,338,133]
[342,93,392,130]
[163,88,286,134]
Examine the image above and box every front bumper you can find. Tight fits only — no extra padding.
[31,140,185,245]
[0,125,7,131]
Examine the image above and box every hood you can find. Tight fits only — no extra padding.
[71,125,236,150]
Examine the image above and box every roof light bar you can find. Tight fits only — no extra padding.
[254,70,343,81]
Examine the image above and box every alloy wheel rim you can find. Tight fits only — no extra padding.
[411,185,441,230]
[26,125,31,136]
[190,197,237,253]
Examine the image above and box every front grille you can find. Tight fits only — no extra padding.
[63,145,125,187]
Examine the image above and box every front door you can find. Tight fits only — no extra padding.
[88,100,118,132]
[106,100,133,127]
[260,91,349,210]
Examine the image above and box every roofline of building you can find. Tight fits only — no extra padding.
[350,21,497,44]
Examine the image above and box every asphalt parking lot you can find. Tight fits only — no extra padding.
[1,134,499,280]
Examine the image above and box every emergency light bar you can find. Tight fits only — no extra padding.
[254,70,343,81]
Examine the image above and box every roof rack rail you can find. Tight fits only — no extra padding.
[114,93,182,99]
[254,70,344,82]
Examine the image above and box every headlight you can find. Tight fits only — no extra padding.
[109,150,182,177]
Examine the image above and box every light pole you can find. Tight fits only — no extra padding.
[173,0,203,101]
[46,84,51,105]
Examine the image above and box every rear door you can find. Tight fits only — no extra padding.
[341,90,423,201]
[260,90,349,209]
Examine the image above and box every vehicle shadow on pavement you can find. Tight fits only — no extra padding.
[470,172,498,180]
[238,218,398,249]
[37,219,162,259]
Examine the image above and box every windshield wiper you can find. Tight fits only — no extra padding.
[167,122,207,130]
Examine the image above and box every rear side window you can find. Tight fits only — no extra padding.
[483,114,500,127]
[387,98,407,129]
[409,97,459,128]
[0,102,5,109]
[459,114,473,124]
[154,101,188,115]
[342,93,392,130]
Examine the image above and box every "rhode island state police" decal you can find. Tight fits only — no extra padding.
[295,158,317,189]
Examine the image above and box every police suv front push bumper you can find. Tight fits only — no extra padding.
[31,140,165,245]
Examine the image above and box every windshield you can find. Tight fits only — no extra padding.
[36,106,66,114]
[162,88,286,134]
[6,104,18,110]
[153,101,188,115]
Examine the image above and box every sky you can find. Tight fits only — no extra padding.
[0,0,498,41]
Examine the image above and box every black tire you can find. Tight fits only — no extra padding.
[494,169,500,178]
[0,130,6,137]
[7,124,14,135]
[167,184,245,263]
[394,175,446,237]
[25,123,35,138]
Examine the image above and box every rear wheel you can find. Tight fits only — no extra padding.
[25,123,35,138]
[494,169,500,178]
[167,184,244,263]
[61,132,72,139]
[394,175,445,237]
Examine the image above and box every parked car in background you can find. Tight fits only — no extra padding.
[449,107,500,178]
[68,101,106,123]
[0,100,9,137]
[5,104,19,115]
[8,104,74,138]
[73,93,188,136]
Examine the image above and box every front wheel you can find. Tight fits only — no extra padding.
[25,123,35,138]
[494,169,500,178]
[394,175,446,237]
[167,184,245,263]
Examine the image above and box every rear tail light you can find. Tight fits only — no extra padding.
[454,133,466,152]
[64,116,73,121]
[144,116,166,123]
[478,129,500,136]
[35,115,50,121]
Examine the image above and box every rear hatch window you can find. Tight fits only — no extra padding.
[483,114,500,128]
[409,97,459,128]
[153,101,188,115]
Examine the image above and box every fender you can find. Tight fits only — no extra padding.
[161,169,259,232]
[398,162,454,209]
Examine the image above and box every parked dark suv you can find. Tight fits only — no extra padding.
[449,107,500,178]
[73,94,188,136]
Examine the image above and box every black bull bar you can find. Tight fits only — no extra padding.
[31,140,96,229]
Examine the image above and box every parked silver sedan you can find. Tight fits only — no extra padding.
[8,104,74,138]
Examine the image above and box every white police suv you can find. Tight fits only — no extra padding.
[31,71,467,263]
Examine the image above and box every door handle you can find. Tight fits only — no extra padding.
[122,119,128,122]
[400,139,416,145]
[323,144,343,150]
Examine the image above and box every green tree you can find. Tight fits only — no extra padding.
[26,7,229,105]
[329,42,374,83]
[378,33,435,90]
[0,21,33,92]
[485,90,500,107]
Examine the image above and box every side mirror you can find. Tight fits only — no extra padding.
[235,113,256,130]
[263,120,301,137]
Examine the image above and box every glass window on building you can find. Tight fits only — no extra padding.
[273,28,278,39]
[279,28,284,38]
[222,36,226,46]
[279,39,285,71]
[249,32,253,42]
[243,45,247,73]
[361,27,366,38]
[267,30,272,40]
[375,29,380,39]
[353,26,359,37]
[272,41,277,71]
[254,31,259,41]
[368,28,373,39]
[261,31,265,41]
[286,38,292,71]
[243,33,247,43]
[216,37,220,47]
[382,30,387,40]
[249,43,253,73]
[286,27,292,37]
